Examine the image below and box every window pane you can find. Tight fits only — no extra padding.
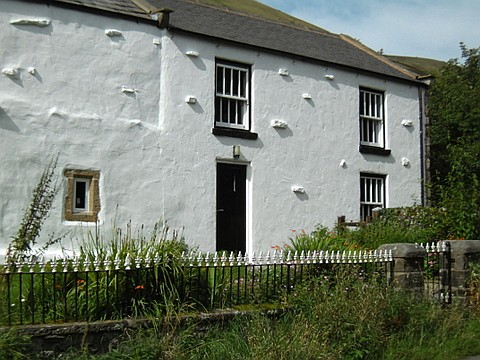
[224,68,231,95]
[75,180,87,210]
[229,99,236,124]
[360,91,365,115]
[216,66,224,95]
[215,98,221,122]
[222,98,229,123]
[240,71,246,98]
[232,69,239,97]
[237,101,244,125]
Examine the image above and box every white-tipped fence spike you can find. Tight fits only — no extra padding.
[96,258,103,271]
[228,252,234,266]
[235,251,241,265]
[62,258,69,273]
[221,252,227,266]
[186,252,193,267]
[259,251,265,265]
[40,258,47,273]
[381,250,387,262]
[125,254,131,270]
[441,241,447,252]
[213,252,219,267]
[73,258,79,272]
[203,252,208,265]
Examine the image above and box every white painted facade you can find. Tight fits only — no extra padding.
[0,0,425,256]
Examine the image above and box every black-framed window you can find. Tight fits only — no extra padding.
[360,173,386,221]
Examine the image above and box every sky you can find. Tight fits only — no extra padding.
[259,0,479,61]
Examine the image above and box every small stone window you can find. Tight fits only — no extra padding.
[64,169,100,222]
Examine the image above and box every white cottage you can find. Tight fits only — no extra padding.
[0,0,427,255]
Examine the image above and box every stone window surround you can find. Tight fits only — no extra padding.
[64,169,100,222]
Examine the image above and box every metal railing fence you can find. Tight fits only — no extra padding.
[0,249,393,325]
[418,241,452,304]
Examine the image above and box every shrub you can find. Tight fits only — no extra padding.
[7,155,61,264]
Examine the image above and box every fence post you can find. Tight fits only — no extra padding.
[445,240,480,298]
[377,243,426,293]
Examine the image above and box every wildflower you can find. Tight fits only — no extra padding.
[271,245,281,251]
[134,285,145,290]
[77,279,86,285]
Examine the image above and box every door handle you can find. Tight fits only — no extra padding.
[217,209,225,212]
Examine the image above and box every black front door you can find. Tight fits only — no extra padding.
[216,163,246,253]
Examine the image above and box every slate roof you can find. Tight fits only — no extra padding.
[32,0,420,83]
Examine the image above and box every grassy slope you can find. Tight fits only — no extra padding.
[183,0,329,33]
[385,55,447,77]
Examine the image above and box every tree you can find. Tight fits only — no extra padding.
[428,43,480,239]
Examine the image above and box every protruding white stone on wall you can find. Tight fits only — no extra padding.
[10,18,50,27]
[291,185,305,194]
[152,38,161,45]
[340,159,346,168]
[402,119,413,127]
[185,50,199,57]
[278,68,289,76]
[302,93,312,99]
[185,95,197,104]
[271,119,288,129]
[2,68,18,77]
[105,29,123,37]
[121,86,137,93]
[27,67,36,75]
[325,74,335,80]
[402,157,410,166]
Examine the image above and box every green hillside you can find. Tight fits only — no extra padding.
[385,55,447,77]
[184,0,329,33]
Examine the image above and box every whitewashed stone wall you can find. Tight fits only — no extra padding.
[0,0,424,256]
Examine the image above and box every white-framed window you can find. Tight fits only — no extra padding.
[360,88,384,147]
[360,173,385,221]
[215,60,250,130]
[64,169,100,222]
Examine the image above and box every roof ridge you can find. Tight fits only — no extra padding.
[340,34,419,80]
